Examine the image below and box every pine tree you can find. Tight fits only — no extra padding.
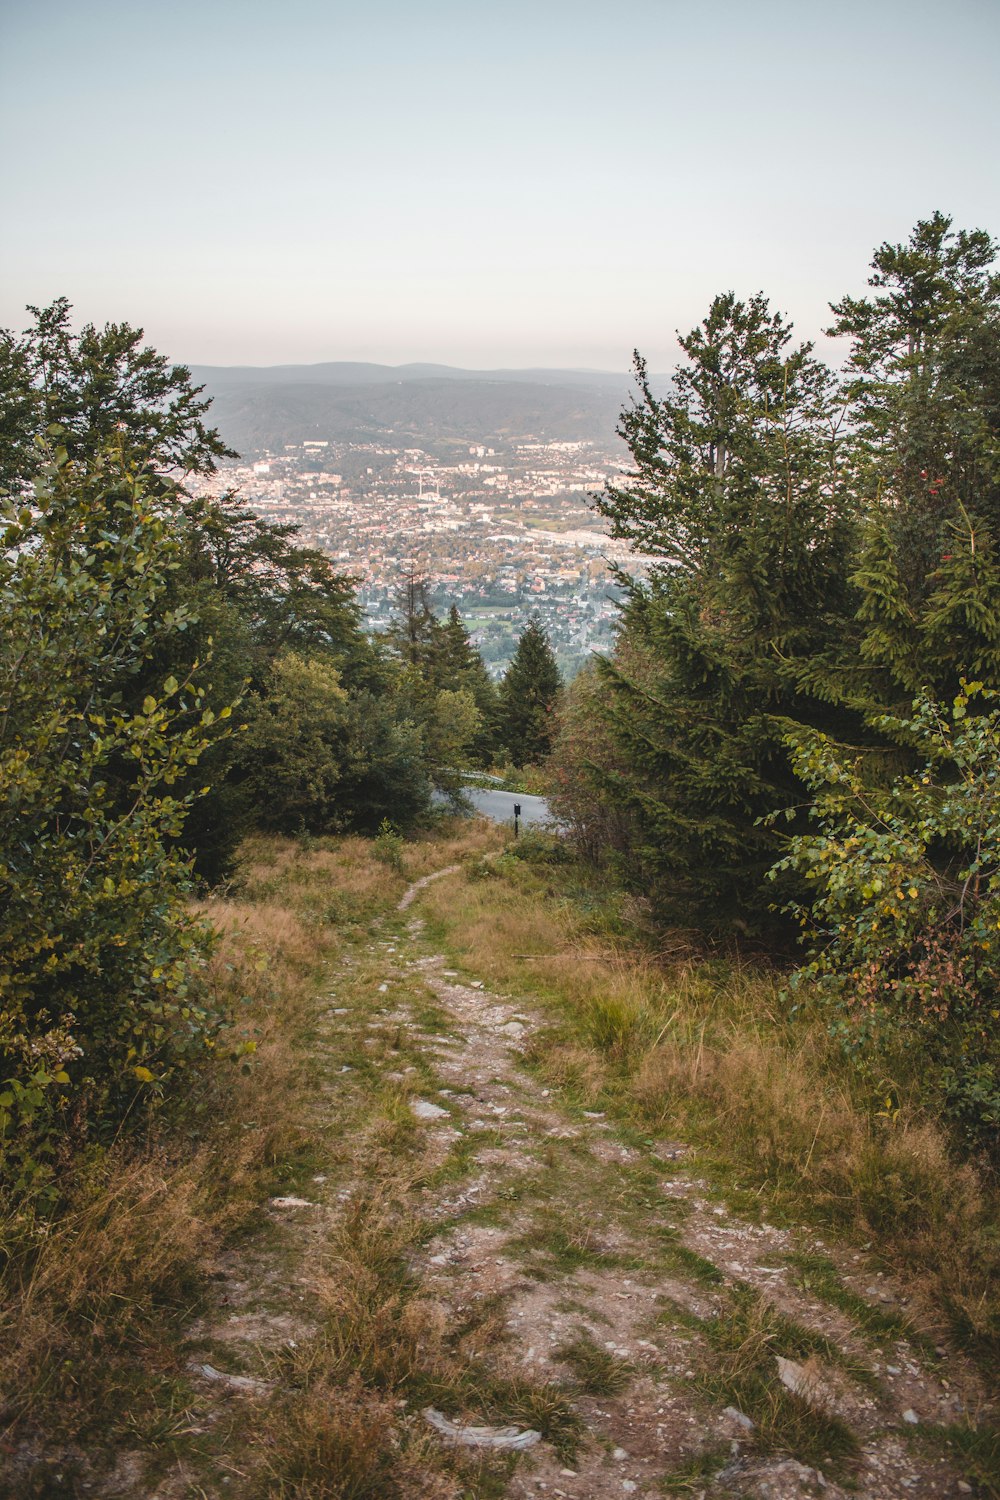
[828,212,1000,597]
[590,293,858,934]
[388,570,440,676]
[574,221,1000,936]
[498,619,561,767]
[439,605,498,763]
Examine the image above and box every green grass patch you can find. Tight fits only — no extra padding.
[555,1329,635,1394]
[692,1284,861,1477]
[657,1443,735,1494]
[785,1251,937,1361]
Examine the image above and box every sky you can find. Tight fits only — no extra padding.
[1,0,998,372]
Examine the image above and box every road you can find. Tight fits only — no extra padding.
[458,787,554,828]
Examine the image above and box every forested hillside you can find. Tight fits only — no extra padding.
[186,367,627,455]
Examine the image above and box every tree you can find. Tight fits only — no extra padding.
[497,619,561,766]
[237,650,432,835]
[0,444,229,1188]
[772,684,1000,1149]
[387,570,440,675]
[589,293,857,933]
[0,298,233,490]
[0,302,417,879]
[438,605,498,763]
[384,586,497,775]
[828,212,1000,598]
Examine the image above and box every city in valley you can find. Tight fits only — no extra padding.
[192,434,651,678]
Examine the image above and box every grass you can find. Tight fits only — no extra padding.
[417,835,1000,1374]
[921,1419,1000,1498]
[784,1250,938,1357]
[0,821,501,1494]
[5,814,998,1494]
[254,1188,584,1486]
[512,1212,640,1279]
[692,1285,861,1477]
[657,1444,735,1494]
[555,1330,635,1394]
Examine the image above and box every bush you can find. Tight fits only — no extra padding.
[0,443,229,1194]
[772,683,1000,1148]
[372,819,405,872]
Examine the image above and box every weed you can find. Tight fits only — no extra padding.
[556,1330,634,1394]
[693,1285,861,1476]
[658,1443,734,1493]
[785,1251,933,1356]
[418,843,1000,1371]
[922,1419,1000,1498]
[372,819,405,872]
[513,1212,637,1277]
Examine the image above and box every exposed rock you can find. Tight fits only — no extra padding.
[423,1406,541,1449]
[775,1355,831,1411]
[411,1098,450,1120]
[189,1362,272,1396]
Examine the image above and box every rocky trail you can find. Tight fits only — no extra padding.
[147,867,992,1498]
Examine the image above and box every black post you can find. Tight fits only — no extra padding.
[513,802,521,839]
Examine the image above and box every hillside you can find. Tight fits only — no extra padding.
[5,824,998,1497]
[187,362,649,456]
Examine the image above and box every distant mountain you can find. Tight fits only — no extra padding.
[188,360,637,390]
[187,361,670,458]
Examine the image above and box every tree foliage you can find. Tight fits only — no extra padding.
[384,577,497,779]
[0,443,230,1191]
[0,303,465,1195]
[556,211,1000,1137]
[497,618,561,767]
[1,298,233,490]
[772,685,1000,1148]
[582,292,856,932]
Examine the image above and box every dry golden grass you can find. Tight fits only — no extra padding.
[0,829,421,1471]
[419,837,1000,1367]
[251,1182,578,1496]
[4,815,996,1494]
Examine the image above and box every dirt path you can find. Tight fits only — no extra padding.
[157,868,989,1498]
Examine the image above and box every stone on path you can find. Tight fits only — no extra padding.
[411,1099,449,1121]
[423,1406,541,1450]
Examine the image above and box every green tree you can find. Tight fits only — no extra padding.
[387,570,440,676]
[0,298,233,489]
[828,213,1000,597]
[438,604,498,763]
[384,586,497,776]
[497,619,561,767]
[0,444,229,1189]
[237,651,432,835]
[0,302,430,877]
[589,293,857,933]
[772,684,1000,1148]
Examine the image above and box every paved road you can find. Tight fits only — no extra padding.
[433,786,554,828]
[463,787,553,827]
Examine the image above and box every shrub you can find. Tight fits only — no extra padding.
[372,819,405,872]
[0,442,229,1194]
[772,683,1000,1147]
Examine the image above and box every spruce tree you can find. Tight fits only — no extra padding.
[498,619,561,767]
[828,212,1000,599]
[574,218,1000,937]
[591,293,859,934]
[439,605,498,763]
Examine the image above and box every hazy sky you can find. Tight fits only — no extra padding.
[1,0,998,370]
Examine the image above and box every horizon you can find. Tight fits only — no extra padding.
[2,0,999,371]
